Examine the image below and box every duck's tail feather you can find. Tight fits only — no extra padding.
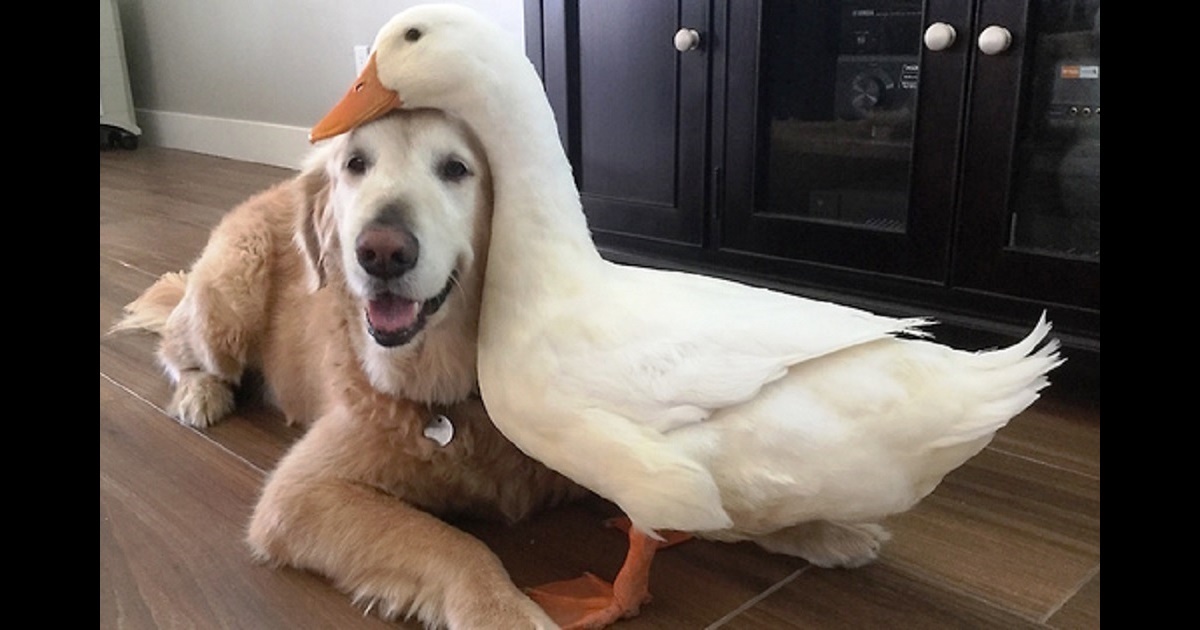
[109,271,189,336]
[893,316,937,339]
[929,311,1065,449]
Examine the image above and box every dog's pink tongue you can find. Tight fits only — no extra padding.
[367,295,420,333]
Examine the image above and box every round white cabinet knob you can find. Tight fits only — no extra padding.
[977,25,1013,55]
[923,22,957,51]
[674,28,701,52]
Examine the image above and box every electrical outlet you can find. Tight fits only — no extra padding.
[354,45,370,75]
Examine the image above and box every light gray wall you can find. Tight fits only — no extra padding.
[114,0,525,165]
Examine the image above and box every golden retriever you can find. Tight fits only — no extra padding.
[114,109,585,629]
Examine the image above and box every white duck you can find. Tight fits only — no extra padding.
[311,5,1065,628]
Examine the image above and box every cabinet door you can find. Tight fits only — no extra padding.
[953,0,1100,316]
[717,0,970,281]
[536,0,710,246]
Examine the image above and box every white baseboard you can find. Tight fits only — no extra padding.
[135,109,312,171]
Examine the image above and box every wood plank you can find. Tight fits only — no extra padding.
[1048,570,1100,629]
[935,445,1100,552]
[100,255,157,337]
[722,562,1043,629]
[100,255,174,411]
[100,374,402,629]
[100,147,295,216]
[881,444,1099,620]
[99,214,210,277]
[991,394,1101,479]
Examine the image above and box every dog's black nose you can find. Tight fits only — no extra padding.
[356,224,419,279]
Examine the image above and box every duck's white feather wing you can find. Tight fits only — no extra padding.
[550,264,932,434]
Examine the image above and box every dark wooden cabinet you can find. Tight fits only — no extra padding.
[525,0,1100,351]
[532,0,711,246]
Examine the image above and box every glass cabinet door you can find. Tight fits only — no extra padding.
[1010,2,1100,258]
[760,0,921,233]
[953,0,1100,315]
[718,0,969,280]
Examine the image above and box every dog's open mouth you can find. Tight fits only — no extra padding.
[365,274,456,348]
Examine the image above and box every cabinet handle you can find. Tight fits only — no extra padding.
[674,28,702,52]
[977,25,1013,55]
[923,22,957,51]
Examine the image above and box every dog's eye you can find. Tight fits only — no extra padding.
[439,158,471,182]
[404,27,422,42]
[346,154,368,175]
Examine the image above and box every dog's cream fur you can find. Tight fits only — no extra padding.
[115,109,584,629]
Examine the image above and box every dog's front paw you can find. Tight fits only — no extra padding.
[169,372,235,427]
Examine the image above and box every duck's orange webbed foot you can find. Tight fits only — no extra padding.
[526,572,647,629]
[527,524,674,629]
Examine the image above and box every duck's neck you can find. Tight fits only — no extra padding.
[465,65,603,297]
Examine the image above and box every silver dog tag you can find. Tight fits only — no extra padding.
[423,414,454,447]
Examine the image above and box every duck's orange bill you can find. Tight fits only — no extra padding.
[309,52,403,143]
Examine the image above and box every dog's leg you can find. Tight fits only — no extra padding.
[246,409,557,629]
[155,281,250,427]
[156,200,284,427]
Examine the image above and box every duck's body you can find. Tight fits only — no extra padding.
[479,255,1055,544]
[310,4,1064,626]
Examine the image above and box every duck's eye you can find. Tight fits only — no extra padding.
[439,157,471,182]
[404,27,422,42]
[346,154,368,175]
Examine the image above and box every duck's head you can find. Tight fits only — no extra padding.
[310,4,526,143]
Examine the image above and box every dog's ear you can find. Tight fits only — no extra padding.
[294,152,336,292]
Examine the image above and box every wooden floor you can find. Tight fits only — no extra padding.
[100,146,1101,629]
